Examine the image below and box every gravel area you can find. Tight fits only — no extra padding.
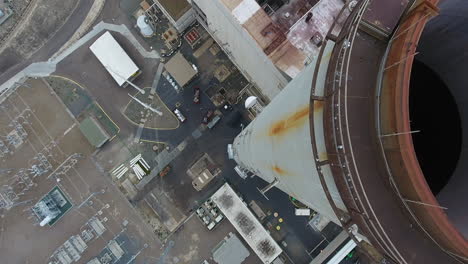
[0,0,78,74]
[4,0,78,57]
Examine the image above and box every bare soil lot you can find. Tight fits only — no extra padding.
[0,0,78,73]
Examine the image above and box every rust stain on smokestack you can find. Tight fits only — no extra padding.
[313,100,324,113]
[272,165,289,176]
[268,105,311,137]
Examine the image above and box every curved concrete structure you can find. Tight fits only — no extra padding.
[416,0,468,239]
[231,0,468,263]
[379,0,467,261]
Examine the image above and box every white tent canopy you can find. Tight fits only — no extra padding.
[90,31,140,86]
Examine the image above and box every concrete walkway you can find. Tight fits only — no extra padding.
[151,62,165,95]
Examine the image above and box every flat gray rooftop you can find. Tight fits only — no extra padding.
[213,232,250,264]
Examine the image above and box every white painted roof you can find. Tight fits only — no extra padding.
[89,31,140,86]
[232,0,260,24]
[211,183,282,264]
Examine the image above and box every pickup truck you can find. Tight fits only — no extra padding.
[206,115,221,129]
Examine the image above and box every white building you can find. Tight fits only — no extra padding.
[89,31,141,87]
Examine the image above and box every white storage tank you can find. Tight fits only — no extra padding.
[137,15,154,37]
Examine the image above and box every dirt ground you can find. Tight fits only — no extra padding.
[0,0,33,43]
[0,0,78,73]
[0,78,162,263]
[136,200,170,240]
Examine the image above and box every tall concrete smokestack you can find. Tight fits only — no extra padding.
[231,60,347,225]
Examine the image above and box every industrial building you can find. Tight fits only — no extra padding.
[164,52,198,87]
[212,183,283,263]
[89,31,141,87]
[154,0,196,32]
[188,0,347,102]
[228,0,468,263]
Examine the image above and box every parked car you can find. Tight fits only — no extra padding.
[202,110,214,124]
[207,115,221,129]
[173,108,186,123]
[215,214,224,223]
[203,215,211,225]
[210,208,218,217]
[207,221,216,230]
[193,87,200,104]
[158,165,171,177]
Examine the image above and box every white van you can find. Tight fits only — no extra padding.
[207,221,216,230]
[173,108,186,123]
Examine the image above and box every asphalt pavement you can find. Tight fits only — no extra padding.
[148,102,329,263]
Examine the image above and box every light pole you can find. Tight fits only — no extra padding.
[128,93,163,116]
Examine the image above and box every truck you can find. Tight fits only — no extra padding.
[159,166,171,177]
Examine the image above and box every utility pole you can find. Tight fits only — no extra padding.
[128,93,163,116]
[104,65,145,94]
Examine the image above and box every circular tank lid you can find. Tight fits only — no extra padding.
[245,96,258,109]
[137,15,149,27]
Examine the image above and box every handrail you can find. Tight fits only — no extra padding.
[324,0,413,263]
[309,0,405,263]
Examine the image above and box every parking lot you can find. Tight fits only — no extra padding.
[0,79,161,263]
